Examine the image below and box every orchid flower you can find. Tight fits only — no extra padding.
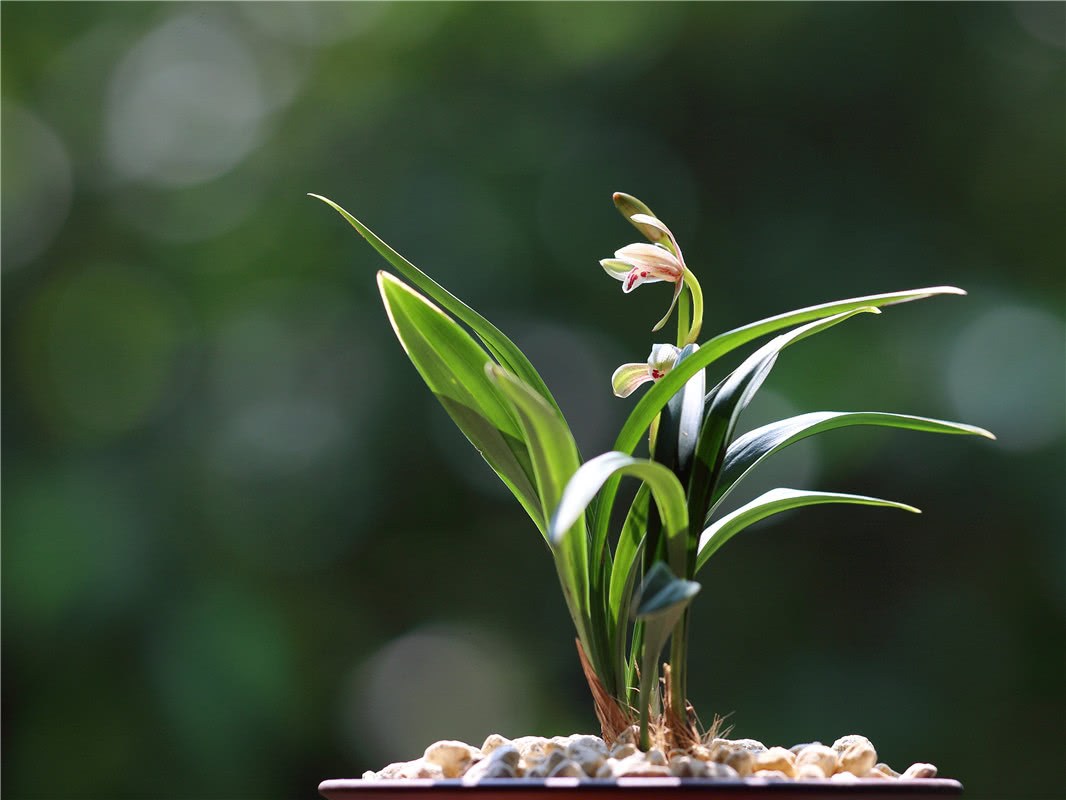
[600,193,705,346]
[611,343,682,398]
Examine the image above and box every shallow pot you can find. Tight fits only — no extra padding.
[319,777,964,800]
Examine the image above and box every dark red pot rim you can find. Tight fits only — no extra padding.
[319,777,963,800]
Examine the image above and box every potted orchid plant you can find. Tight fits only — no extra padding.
[312,191,992,798]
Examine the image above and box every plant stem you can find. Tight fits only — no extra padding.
[676,284,691,349]
[682,269,704,345]
[637,649,657,751]
[668,610,690,723]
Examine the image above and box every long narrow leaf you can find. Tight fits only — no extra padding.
[312,194,560,411]
[378,272,542,532]
[696,488,919,572]
[645,344,704,579]
[608,485,650,633]
[657,344,706,478]
[711,411,996,516]
[619,288,965,457]
[486,365,593,663]
[685,308,880,550]
[590,286,967,551]
[608,484,649,686]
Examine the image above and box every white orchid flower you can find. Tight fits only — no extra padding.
[611,343,682,398]
[601,195,704,344]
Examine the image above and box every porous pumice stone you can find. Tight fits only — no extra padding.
[360,733,940,783]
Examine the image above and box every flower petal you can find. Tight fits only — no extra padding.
[647,344,682,374]
[611,363,653,398]
[601,258,633,281]
[614,242,683,278]
[623,267,668,293]
[629,213,674,247]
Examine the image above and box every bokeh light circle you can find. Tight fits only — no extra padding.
[16,261,190,443]
[347,625,534,764]
[105,12,267,187]
[1,102,73,271]
[946,303,1065,452]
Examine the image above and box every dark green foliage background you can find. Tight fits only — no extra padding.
[2,3,1063,798]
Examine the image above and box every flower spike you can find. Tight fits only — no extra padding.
[611,344,682,398]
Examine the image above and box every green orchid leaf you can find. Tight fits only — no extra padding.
[617,287,966,456]
[645,344,704,581]
[608,484,649,685]
[377,272,543,532]
[633,561,702,620]
[609,485,650,632]
[486,365,593,662]
[711,412,996,517]
[589,286,966,551]
[654,344,705,478]
[685,307,880,553]
[552,452,689,580]
[696,488,920,572]
[312,194,560,412]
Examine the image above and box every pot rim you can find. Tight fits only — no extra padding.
[320,776,964,798]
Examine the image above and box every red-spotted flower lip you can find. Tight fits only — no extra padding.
[611,343,683,398]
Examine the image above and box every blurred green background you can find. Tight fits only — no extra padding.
[3,3,1063,798]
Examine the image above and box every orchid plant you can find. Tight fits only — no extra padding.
[313,191,993,751]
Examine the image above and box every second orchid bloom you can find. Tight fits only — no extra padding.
[611,344,682,398]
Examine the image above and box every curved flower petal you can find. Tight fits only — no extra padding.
[614,243,683,277]
[611,363,653,398]
[600,258,634,281]
[651,278,685,332]
[628,213,673,246]
[622,267,668,293]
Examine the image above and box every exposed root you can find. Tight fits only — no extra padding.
[703,711,732,744]
[575,639,635,744]
[575,645,729,751]
[662,663,702,751]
